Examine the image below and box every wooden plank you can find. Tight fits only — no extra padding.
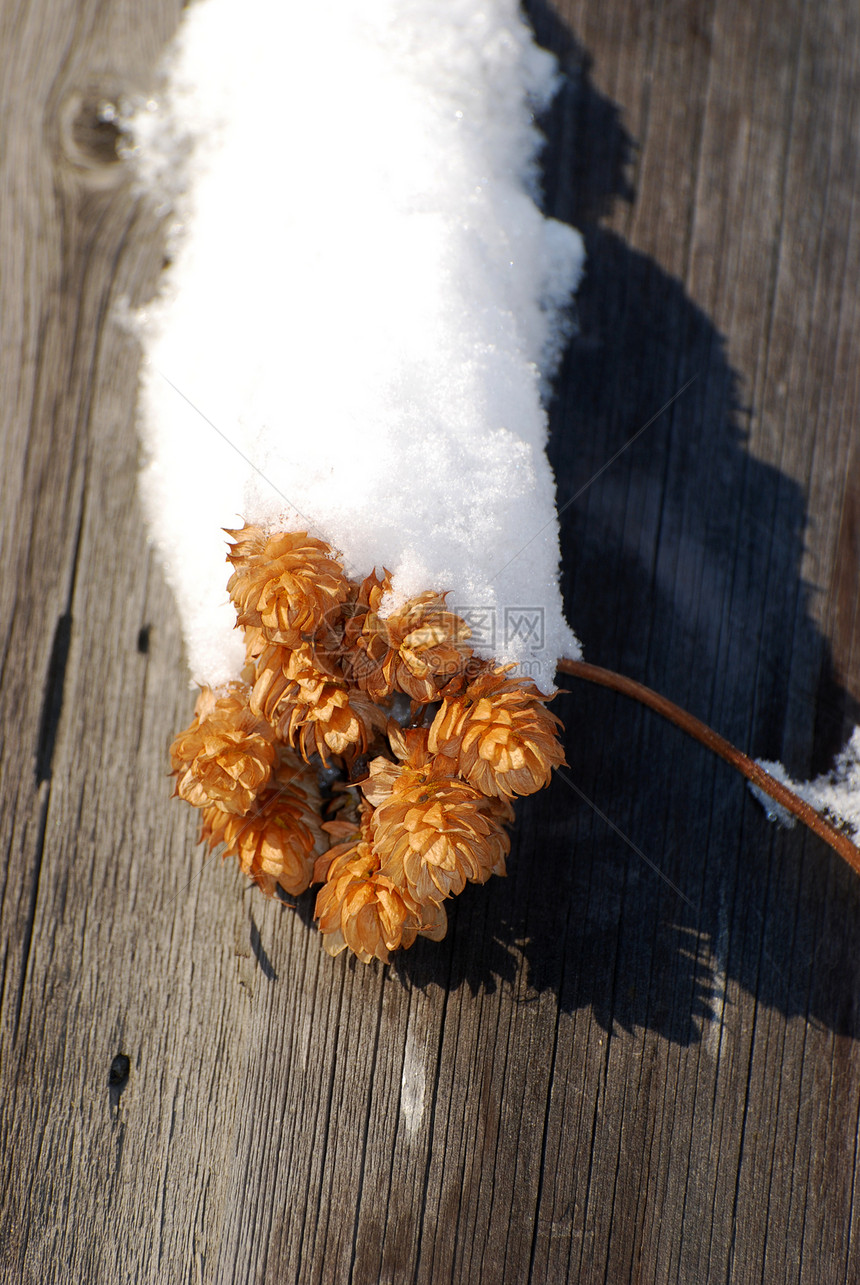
[1,0,859,1281]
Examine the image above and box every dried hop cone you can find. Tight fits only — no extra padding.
[288,686,386,766]
[342,570,472,702]
[313,806,447,963]
[199,754,326,897]
[362,726,513,906]
[428,666,566,798]
[226,524,351,646]
[251,642,384,765]
[170,685,276,815]
[250,640,344,725]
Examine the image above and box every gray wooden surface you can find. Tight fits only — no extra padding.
[2,1,860,1281]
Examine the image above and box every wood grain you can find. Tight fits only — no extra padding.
[1,1,859,1281]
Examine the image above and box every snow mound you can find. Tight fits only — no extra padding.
[126,0,585,692]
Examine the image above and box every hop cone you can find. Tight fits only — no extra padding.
[200,754,325,897]
[429,666,565,797]
[314,808,447,962]
[170,685,275,815]
[362,727,512,906]
[251,641,384,765]
[343,570,471,702]
[226,525,350,646]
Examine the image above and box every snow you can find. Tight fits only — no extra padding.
[125,0,584,693]
[750,728,860,838]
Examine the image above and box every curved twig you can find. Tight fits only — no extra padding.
[556,657,860,878]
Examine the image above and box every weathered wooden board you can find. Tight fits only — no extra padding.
[2,0,859,1281]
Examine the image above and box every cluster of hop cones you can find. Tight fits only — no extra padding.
[169,525,566,963]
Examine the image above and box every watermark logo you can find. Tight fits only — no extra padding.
[453,605,545,654]
[450,605,548,679]
[454,605,496,652]
[503,606,545,652]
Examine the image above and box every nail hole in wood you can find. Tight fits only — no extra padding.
[108,1053,130,1089]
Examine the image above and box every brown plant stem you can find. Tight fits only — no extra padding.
[556,657,860,878]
